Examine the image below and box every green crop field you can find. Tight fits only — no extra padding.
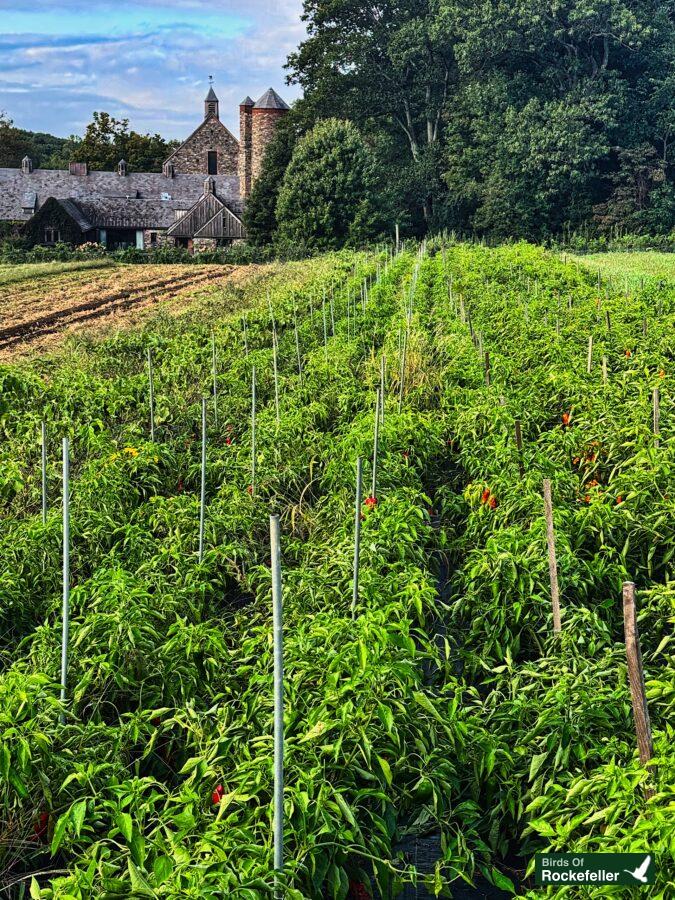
[0,243,673,899]
[568,251,675,287]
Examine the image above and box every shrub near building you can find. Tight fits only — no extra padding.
[275,119,382,252]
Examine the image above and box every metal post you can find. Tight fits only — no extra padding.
[398,328,408,414]
[269,515,284,896]
[59,437,70,724]
[372,388,380,499]
[380,355,386,427]
[653,388,660,449]
[352,458,363,617]
[41,420,47,525]
[272,327,280,425]
[294,315,302,384]
[251,367,256,498]
[147,348,155,442]
[329,288,335,337]
[199,398,207,563]
[211,330,218,428]
[322,299,328,363]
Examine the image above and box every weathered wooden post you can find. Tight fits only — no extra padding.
[147,348,155,442]
[352,458,363,618]
[198,398,207,563]
[543,479,562,636]
[41,420,47,525]
[622,581,655,797]
[269,515,285,895]
[59,437,70,725]
[484,351,491,387]
[602,355,608,385]
[653,388,660,448]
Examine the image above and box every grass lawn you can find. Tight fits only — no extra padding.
[567,250,675,286]
[0,257,115,287]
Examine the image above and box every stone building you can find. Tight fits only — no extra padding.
[0,84,290,250]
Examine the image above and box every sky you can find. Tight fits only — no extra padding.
[0,0,305,139]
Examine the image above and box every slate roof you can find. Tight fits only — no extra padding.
[0,168,242,225]
[254,88,290,111]
[240,96,255,107]
[58,199,94,232]
[205,87,219,102]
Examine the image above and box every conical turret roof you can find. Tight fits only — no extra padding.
[254,88,290,110]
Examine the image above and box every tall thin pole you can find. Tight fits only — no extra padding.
[270,515,284,896]
[59,437,70,725]
[398,328,408,414]
[322,300,328,363]
[147,348,155,442]
[211,330,218,429]
[41,420,47,525]
[243,316,249,356]
[380,356,386,426]
[199,398,207,563]
[622,580,655,798]
[653,388,660,449]
[586,335,593,375]
[294,314,303,384]
[272,327,280,425]
[372,388,380,499]
[543,479,562,636]
[329,288,335,337]
[352,458,363,617]
[251,367,256,497]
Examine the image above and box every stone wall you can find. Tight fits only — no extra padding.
[168,118,239,177]
[251,108,285,182]
[238,105,253,199]
[193,237,218,252]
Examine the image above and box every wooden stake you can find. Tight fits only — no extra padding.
[602,355,608,385]
[622,581,655,797]
[653,388,660,449]
[543,479,562,635]
[586,335,593,375]
[484,350,490,387]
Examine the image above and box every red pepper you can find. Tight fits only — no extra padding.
[481,489,491,504]
[348,882,370,900]
[364,496,377,509]
[562,412,571,426]
[212,784,224,805]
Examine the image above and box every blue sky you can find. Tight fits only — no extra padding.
[0,0,305,139]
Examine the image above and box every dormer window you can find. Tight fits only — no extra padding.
[22,156,33,174]
[207,151,218,175]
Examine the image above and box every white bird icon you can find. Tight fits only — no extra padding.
[624,855,651,883]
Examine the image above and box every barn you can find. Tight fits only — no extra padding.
[0,85,289,250]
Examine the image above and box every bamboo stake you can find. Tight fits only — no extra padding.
[41,420,47,525]
[543,479,562,635]
[322,299,328,363]
[586,335,593,375]
[270,515,285,895]
[147,348,155,442]
[602,355,608,385]
[198,398,207,563]
[622,581,655,797]
[484,351,491,387]
[251,367,256,497]
[352,458,363,618]
[294,315,302,384]
[59,437,70,725]
[653,388,660,449]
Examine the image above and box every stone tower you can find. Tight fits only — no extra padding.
[251,88,290,183]
[238,96,254,199]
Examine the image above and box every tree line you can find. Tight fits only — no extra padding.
[245,0,675,247]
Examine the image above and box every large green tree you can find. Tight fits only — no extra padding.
[54,112,178,172]
[288,0,675,238]
[275,119,383,250]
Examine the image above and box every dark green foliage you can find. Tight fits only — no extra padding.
[288,0,675,239]
[0,112,69,168]
[276,119,383,251]
[22,198,88,247]
[56,112,178,172]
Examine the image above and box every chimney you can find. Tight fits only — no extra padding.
[69,162,89,176]
[163,161,175,179]
[251,88,290,184]
[238,96,254,199]
[204,176,216,195]
[21,156,33,174]
[117,159,128,176]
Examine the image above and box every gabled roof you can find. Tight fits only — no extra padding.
[254,88,290,111]
[162,115,239,167]
[58,199,94,231]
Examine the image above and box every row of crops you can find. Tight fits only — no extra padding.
[0,243,673,898]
